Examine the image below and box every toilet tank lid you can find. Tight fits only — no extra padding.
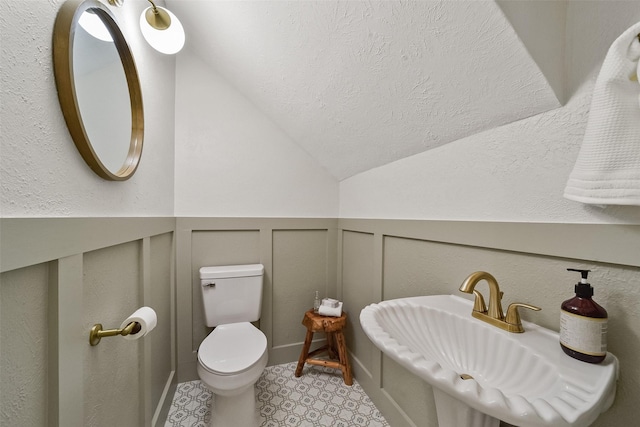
[199,264,264,280]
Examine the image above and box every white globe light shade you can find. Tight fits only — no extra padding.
[139,6,185,54]
[79,10,113,42]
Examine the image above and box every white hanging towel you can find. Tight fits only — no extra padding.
[564,22,640,205]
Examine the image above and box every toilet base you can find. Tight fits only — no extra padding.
[209,385,261,427]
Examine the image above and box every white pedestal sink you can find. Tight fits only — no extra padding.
[360,295,618,427]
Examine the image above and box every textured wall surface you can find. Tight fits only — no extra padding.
[170,0,559,180]
[0,0,175,217]
[339,2,640,223]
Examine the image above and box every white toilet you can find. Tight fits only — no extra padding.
[197,264,268,427]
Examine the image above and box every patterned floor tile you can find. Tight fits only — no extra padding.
[164,362,389,427]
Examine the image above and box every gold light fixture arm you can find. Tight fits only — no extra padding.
[145,0,171,30]
[89,321,141,346]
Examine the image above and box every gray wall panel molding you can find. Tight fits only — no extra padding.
[175,227,195,382]
[7,216,637,426]
[260,227,274,358]
[2,219,176,426]
[338,218,640,427]
[0,217,176,273]
[48,254,84,427]
[141,237,153,425]
[175,217,339,381]
[177,217,338,231]
[339,219,640,267]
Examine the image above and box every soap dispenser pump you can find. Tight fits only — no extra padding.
[560,268,608,364]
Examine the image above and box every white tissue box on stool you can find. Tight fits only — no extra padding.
[318,301,343,317]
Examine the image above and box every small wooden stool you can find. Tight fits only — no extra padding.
[295,309,353,386]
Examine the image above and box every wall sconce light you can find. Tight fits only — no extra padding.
[139,0,185,54]
[78,9,114,42]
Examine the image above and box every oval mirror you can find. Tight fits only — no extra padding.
[53,0,143,181]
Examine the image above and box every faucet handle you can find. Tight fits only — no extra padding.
[505,303,541,333]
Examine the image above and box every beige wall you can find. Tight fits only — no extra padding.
[0,216,339,426]
[176,218,338,382]
[1,263,49,426]
[0,218,175,427]
[3,217,638,427]
[340,219,640,427]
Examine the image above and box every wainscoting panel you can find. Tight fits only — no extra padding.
[4,217,638,427]
[0,263,50,427]
[381,354,435,427]
[175,218,338,383]
[341,230,377,379]
[83,241,142,426]
[272,229,331,348]
[149,232,175,424]
[0,218,176,427]
[339,219,640,427]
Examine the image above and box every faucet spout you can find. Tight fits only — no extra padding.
[459,271,504,321]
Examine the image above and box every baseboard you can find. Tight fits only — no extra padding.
[350,353,416,427]
[177,359,199,383]
[152,371,177,427]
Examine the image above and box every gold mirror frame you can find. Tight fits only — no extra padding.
[53,0,144,181]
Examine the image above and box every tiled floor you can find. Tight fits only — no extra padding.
[165,362,389,427]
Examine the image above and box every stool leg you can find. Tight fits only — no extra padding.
[326,332,338,360]
[295,329,314,377]
[335,331,353,386]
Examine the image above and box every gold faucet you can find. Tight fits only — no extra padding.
[459,271,541,333]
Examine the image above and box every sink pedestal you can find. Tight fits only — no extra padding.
[433,389,500,427]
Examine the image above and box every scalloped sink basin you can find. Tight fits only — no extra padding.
[360,295,618,427]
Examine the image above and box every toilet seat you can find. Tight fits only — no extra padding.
[198,322,267,375]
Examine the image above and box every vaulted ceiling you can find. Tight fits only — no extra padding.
[168,0,563,180]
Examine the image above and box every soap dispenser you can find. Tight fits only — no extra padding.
[560,268,608,364]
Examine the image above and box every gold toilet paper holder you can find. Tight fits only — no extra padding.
[89,321,141,346]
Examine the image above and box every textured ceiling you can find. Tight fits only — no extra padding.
[169,0,561,180]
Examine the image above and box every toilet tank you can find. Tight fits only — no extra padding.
[199,264,264,327]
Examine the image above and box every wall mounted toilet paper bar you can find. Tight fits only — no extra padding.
[89,321,141,346]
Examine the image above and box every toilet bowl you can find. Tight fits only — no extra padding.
[197,322,268,427]
[197,322,268,395]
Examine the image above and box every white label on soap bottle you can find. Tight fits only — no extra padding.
[560,310,607,356]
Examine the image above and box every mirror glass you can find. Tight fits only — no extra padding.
[53,0,143,181]
[74,11,131,173]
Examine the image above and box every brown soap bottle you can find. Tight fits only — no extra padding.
[559,268,608,364]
